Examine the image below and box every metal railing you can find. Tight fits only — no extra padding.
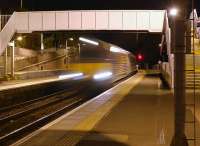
[17,54,67,71]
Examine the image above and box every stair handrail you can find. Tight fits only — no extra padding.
[17,54,67,71]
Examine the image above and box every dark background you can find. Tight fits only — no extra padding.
[0,0,199,14]
[0,0,199,65]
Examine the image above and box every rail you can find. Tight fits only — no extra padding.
[0,69,136,145]
[0,86,83,124]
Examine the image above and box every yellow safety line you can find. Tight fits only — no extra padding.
[74,74,144,131]
[12,74,144,146]
[58,74,144,146]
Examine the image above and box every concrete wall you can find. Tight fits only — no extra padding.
[15,49,68,71]
[15,48,37,57]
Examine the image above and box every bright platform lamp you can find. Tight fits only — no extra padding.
[169,8,178,16]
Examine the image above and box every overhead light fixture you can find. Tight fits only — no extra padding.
[169,8,178,16]
[17,36,23,41]
[110,46,128,54]
[69,38,74,41]
[93,71,113,80]
[79,37,99,46]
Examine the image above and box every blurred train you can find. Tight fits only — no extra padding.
[14,37,137,82]
[66,37,137,82]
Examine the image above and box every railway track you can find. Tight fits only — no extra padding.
[0,86,84,124]
[0,85,80,114]
[0,72,136,145]
[0,84,105,145]
[0,97,84,145]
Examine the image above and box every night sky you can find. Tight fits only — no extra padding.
[0,0,199,65]
[0,0,199,14]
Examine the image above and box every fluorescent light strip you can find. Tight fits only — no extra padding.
[110,46,128,54]
[79,37,99,46]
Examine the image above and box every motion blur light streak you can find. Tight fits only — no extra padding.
[93,72,113,80]
[110,46,128,54]
[79,37,99,46]
[58,73,83,79]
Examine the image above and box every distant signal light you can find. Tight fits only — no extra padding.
[137,54,144,61]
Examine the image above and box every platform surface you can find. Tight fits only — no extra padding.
[0,74,86,92]
[13,73,174,146]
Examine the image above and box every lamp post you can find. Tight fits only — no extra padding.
[169,1,188,146]
[4,47,8,77]
[8,41,15,78]
[8,36,23,79]
[41,33,44,51]
[20,0,23,9]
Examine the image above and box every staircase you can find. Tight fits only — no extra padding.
[0,13,16,55]
[0,15,11,30]
[186,70,200,89]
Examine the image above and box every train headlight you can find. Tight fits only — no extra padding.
[93,71,113,80]
[59,73,83,79]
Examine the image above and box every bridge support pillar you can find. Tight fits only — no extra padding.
[41,33,44,51]
[10,41,15,79]
[3,47,7,77]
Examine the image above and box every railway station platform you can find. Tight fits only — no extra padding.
[0,72,85,92]
[0,72,89,109]
[12,73,174,146]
